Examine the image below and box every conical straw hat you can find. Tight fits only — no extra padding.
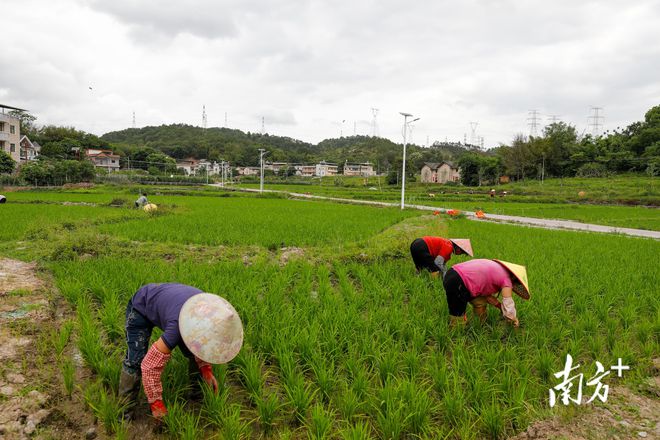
[179,293,244,364]
[450,239,474,257]
[493,260,530,299]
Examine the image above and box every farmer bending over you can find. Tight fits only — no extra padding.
[119,283,243,421]
[410,237,473,278]
[134,193,148,208]
[443,259,530,327]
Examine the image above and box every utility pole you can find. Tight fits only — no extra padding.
[541,154,545,184]
[259,149,267,193]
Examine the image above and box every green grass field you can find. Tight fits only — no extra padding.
[2,188,657,439]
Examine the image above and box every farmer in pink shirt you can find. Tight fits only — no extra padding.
[442,259,530,327]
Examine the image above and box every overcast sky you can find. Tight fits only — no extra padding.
[2,0,659,147]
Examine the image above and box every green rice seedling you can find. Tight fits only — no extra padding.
[428,358,448,394]
[283,373,317,424]
[536,350,556,382]
[256,393,279,435]
[402,350,421,379]
[348,363,370,400]
[83,381,127,435]
[60,357,75,398]
[339,421,372,440]
[401,380,434,436]
[481,401,505,439]
[202,383,229,429]
[374,399,408,440]
[221,403,252,440]
[441,385,464,428]
[374,348,399,385]
[309,356,335,402]
[165,400,204,440]
[100,294,125,343]
[306,403,334,440]
[236,350,265,403]
[333,384,361,422]
[53,320,74,358]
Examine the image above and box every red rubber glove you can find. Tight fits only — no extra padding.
[150,399,167,419]
[198,363,219,393]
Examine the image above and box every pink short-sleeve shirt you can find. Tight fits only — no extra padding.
[452,259,512,297]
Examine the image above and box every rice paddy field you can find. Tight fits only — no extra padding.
[237,175,660,231]
[1,186,659,439]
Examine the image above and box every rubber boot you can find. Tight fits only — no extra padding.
[448,315,467,328]
[118,369,141,421]
[188,357,204,401]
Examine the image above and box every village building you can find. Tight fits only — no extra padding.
[343,162,375,177]
[85,148,120,172]
[292,164,316,177]
[315,161,338,177]
[237,166,261,176]
[0,104,22,163]
[420,161,461,184]
[264,162,289,174]
[19,135,41,162]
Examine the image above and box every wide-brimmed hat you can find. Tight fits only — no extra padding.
[493,260,530,300]
[450,239,474,257]
[179,293,244,364]
[143,203,158,212]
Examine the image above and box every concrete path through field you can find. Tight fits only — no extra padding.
[210,185,660,240]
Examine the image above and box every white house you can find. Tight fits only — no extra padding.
[19,135,41,162]
[420,161,461,183]
[315,161,338,177]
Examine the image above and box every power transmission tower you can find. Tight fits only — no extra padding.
[261,116,265,134]
[353,121,356,136]
[371,108,379,137]
[132,111,136,129]
[224,112,228,128]
[527,110,540,137]
[588,106,604,136]
[548,114,562,124]
[469,122,479,145]
[202,105,207,129]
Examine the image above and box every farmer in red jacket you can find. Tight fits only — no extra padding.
[118,283,243,421]
[410,237,474,278]
[443,259,530,327]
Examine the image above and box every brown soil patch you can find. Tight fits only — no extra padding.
[0,259,43,295]
[511,384,660,440]
[279,247,305,265]
[0,258,99,439]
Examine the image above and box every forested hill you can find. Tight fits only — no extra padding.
[100,124,472,168]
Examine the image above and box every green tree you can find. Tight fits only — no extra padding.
[0,150,16,174]
[8,110,37,137]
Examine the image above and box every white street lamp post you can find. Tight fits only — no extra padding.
[399,113,419,210]
[259,149,268,193]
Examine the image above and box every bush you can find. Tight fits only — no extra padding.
[0,150,16,174]
[576,162,609,178]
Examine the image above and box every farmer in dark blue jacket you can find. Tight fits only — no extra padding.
[119,283,243,421]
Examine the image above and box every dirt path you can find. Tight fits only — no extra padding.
[215,186,660,240]
[0,259,96,440]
